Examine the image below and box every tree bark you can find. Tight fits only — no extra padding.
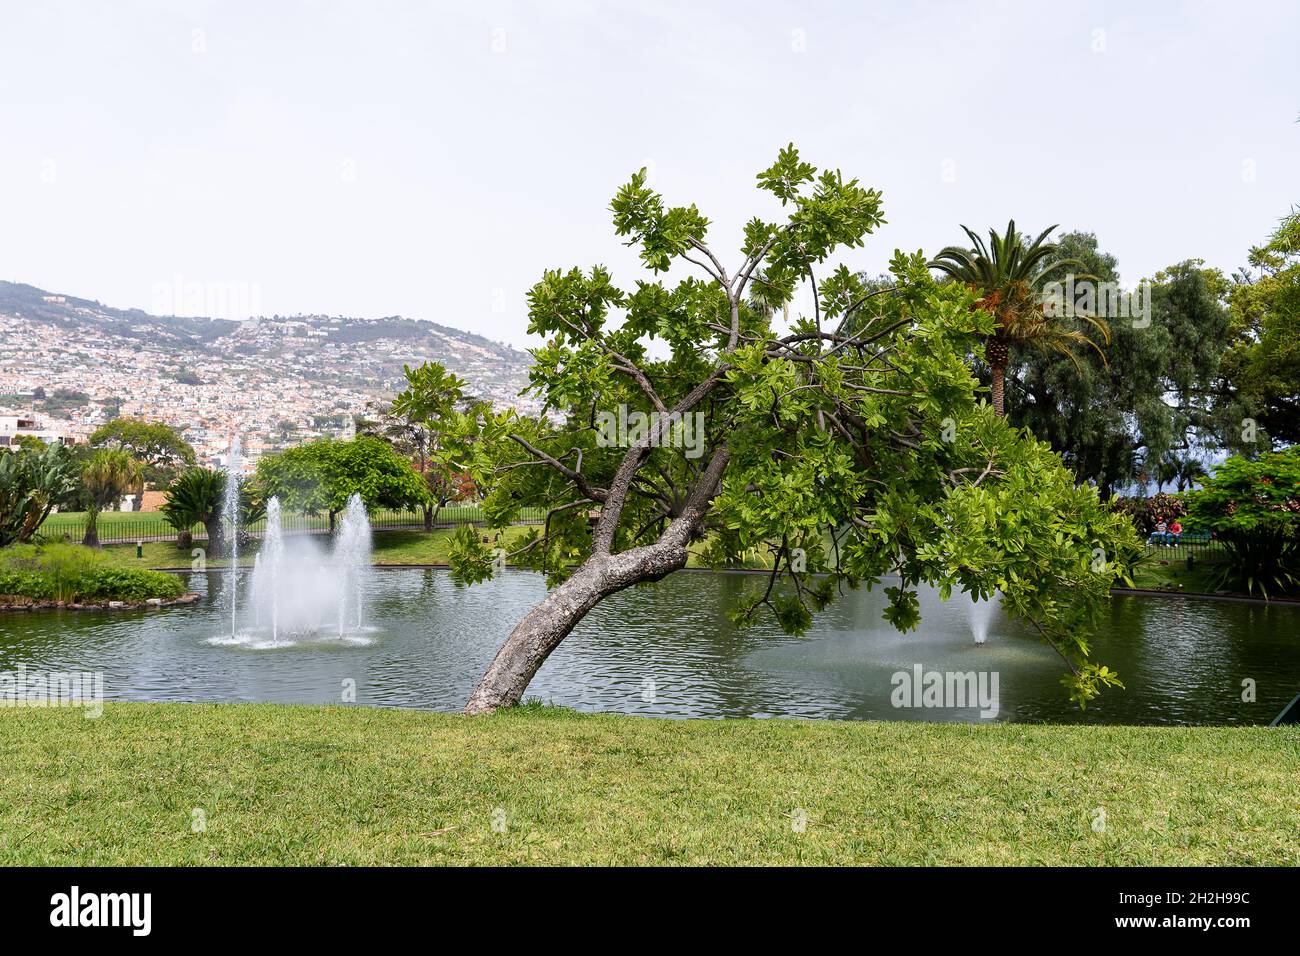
[82,510,99,548]
[463,540,692,714]
[204,518,223,557]
[464,445,730,714]
[985,336,1009,417]
[423,504,434,532]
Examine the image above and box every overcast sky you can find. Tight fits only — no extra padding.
[1,0,1296,348]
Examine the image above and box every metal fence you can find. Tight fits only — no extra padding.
[39,505,547,546]
[1140,534,1226,563]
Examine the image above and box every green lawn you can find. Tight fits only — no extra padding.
[93,527,537,571]
[95,527,770,572]
[0,704,1295,865]
[41,506,546,541]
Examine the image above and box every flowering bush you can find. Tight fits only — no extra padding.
[1185,449,1300,597]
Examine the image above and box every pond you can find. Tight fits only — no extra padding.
[1,568,1297,724]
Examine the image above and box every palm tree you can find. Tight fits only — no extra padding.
[161,467,227,554]
[80,449,144,547]
[929,221,1110,416]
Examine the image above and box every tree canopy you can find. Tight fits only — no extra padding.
[254,436,428,521]
[1219,208,1300,447]
[89,418,196,486]
[451,145,1140,714]
[1005,234,1233,495]
[383,361,484,528]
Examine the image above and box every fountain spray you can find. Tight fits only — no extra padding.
[223,436,242,639]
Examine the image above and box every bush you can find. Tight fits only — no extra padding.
[1185,448,1300,597]
[0,543,184,603]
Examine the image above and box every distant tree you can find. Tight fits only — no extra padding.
[1218,208,1300,447]
[386,361,485,531]
[89,418,196,509]
[929,221,1109,416]
[80,449,143,547]
[254,436,428,531]
[1005,235,1231,495]
[11,434,47,453]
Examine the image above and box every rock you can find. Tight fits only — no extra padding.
[145,598,163,606]
[108,601,127,609]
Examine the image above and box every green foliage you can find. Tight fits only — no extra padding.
[0,543,184,603]
[386,362,484,516]
[254,436,428,517]
[89,418,196,486]
[1006,236,1231,493]
[1185,448,1300,597]
[0,442,79,546]
[460,145,1141,707]
[1219,208,1300,447]
[79,448,144,546]
[928,222,1109,416]
[160,467,232,551]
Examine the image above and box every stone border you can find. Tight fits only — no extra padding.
[0,593,201,613]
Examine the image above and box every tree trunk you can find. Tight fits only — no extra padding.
[985,336,1009,417]
[423,504,433,532]
[463,539,692,714]
[465,444,731,715]
[205,519,223,557]
[82,510,99,548]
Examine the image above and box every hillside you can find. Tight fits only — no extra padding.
[0,280,535,464]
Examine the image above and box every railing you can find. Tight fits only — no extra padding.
[38,506,547,546]
[1140,533,1226,563]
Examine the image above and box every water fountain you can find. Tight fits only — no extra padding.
[222,436,242,640]
[334,494,373,637]
[968,592,996,645]
[220,492,374,647]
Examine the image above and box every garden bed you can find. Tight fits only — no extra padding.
[0,543,188,607]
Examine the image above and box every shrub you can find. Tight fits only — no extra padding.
[0,543,184,603]
[1185,449,1300,597]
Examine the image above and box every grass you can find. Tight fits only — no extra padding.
[0,703,1296,866]
[1129,553,1230,594]
[92,526,765,571]
[90,527,537,570]
[40,506,546,541]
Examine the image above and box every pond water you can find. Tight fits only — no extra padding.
[1,568,1297,724]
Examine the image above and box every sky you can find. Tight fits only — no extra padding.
[1,0,1296,349]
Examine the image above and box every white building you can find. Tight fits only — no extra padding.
[0,415,75,447]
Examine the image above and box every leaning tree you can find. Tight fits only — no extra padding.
[454,146,1139,714]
